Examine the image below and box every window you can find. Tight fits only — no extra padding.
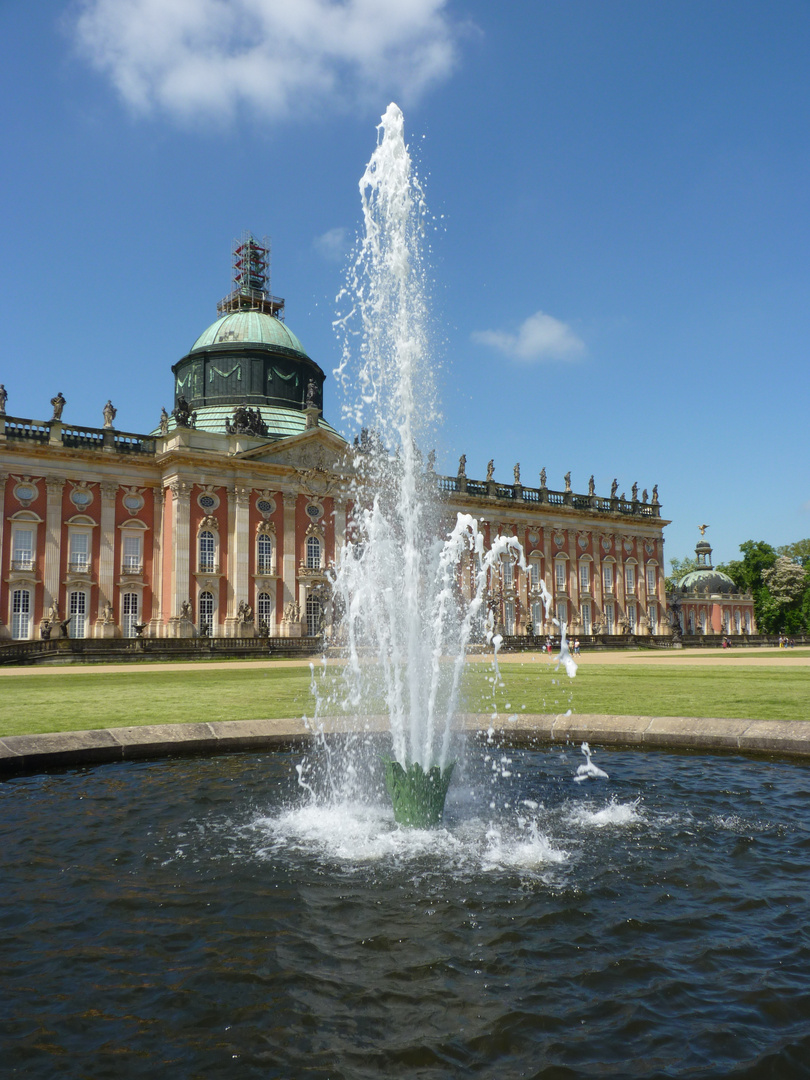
[199,531,216,572]
[123,593,139,637]
[745,611,752,634]
[699,610,707,634]
[503,558,513,588]
[306,535,322,570]
[12,529,34,571]
[504,601,515,634]
[11,589,31,639]
[581,601,591,635]
[647,566,656,595]
[257,591,274,631]
[531,600,544,630]
[648,604,658,634]
[734,610,741,635]
[604,601,615,633]
[257,533,274,574]
[68,532,91,572]
[68,590,87,638]
[555,560,566,591]
[579,562,590,592]
[199,591,214,635]
[306,595,322,636]
[556,600,567,628]
[529,561,541,588]
[689,611,695,634]
[603,564,614,593]
[123,534,142,572]
[627,602,636,633]
[625,565,635,594]
[722,609,730,634]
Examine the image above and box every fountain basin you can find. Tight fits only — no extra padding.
[382,756,455,827]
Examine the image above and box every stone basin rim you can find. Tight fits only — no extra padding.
[1,713,809,776]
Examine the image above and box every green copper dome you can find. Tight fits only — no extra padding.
[190,310,308,357]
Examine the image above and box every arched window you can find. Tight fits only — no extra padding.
[555,559,567,592]
[604,601,615,633]
[199,531,215,573]
[257,533,274,574]
[529,559,541,589]
[68,530,91,573]
[626,602,636,632]
[306,595,322,636]
[257,591,274,631]
[531,600,544,630]
[199,591,214,635]
[11,528,35,571]
[502,555,514,589]
[68,590,88,639]
[581,601,592,635]
[625,563,636,595]
[11,589,31,640]
[123,593,139,637]
[306,535,322,570]
[579,561,591,592]
[504,600,515,634]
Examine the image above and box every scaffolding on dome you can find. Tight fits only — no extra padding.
[217,232,285,319]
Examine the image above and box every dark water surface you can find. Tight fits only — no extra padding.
[2,745,809,1079]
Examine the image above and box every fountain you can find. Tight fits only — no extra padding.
[319,103,538,826]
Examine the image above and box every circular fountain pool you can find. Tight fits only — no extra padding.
[2,745,809,1078]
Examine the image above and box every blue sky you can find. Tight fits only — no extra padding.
[2,0,808,567]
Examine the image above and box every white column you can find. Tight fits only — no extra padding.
[148,486,164,636]
[170,479,192,617]
[542,529,553,632]
[333,498,347,565]
[225,484,251,636]
[568,529,579,624]
[282,491,298,614]
[96,482,117,636]
[43,478,65,621]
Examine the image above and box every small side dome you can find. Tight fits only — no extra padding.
[680,568,738,595]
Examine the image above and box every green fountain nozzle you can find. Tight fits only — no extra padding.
[383,757,455,828]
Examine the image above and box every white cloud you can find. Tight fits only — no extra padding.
[71,0,460,123]
[472,310,586,363]
[314,227,352,263]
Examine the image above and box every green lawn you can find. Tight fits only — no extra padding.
[477,661,810,724]
[0,658,807,737]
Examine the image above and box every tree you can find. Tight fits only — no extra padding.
[717,540,777,594]
[760,556,810,633]
[717,540,778,632]
[666,555,698,592]
[776,539,810,567]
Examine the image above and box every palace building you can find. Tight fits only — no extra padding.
[670,535,756,638]
[0,236,672,646]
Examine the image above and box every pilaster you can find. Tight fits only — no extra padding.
[43,477,65,620]
[542,529,553,632]
[225,485,252,637]
[148,487,165,636]
[95,482,118,637]
[168,479,192,634]
[282,491,298,613]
